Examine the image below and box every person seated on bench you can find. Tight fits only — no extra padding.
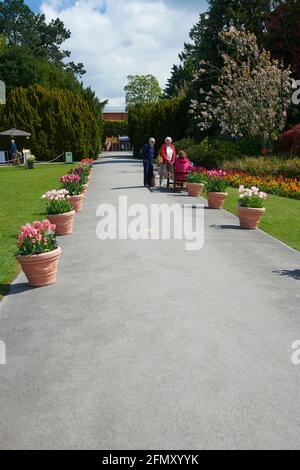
[174,150,194,182]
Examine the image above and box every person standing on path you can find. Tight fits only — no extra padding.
[159,137,176,186]
[8,139,18,164]
[142,137,156,187]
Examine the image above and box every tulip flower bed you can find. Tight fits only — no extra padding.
[222,171,299,200]
[198,167,300,199]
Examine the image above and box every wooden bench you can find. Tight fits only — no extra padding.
[167,166,188,192]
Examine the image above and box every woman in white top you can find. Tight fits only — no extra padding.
[159,137,176,187]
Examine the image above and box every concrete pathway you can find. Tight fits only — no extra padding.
[0,155,299,450]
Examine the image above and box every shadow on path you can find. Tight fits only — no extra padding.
[94,159,140,165]
[210,224,241,230]
[0,282,33,297]
[111,185,145,190]
[273,269,300,280]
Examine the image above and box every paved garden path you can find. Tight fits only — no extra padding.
[0,155,299,449]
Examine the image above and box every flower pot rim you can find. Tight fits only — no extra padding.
[238,205,265,212]
[16,246,61,260]
[208,191,228,195]
[69,193,83,198]
[187,182,205,186]
[47,210,75,218]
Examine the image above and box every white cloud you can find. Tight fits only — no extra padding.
[41,0,205,107]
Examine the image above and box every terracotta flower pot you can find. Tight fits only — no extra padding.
[82,183,88,198]
[47,211,75,235]
[69,194,83,212]
[238,206,265,229]
[187,183,204,197]
[207,192,228,209]
[17,247,61,287]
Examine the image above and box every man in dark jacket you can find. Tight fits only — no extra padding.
[8,139,17,164]
[142,137,155,187]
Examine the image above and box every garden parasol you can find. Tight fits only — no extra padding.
[0,128,31,137]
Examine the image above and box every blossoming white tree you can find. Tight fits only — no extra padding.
[190,28,293,147]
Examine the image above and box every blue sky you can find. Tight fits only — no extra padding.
[25,0,41,12]
[24,1,208,107]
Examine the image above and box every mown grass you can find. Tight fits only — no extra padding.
[222,188,300,251]
[0,164,75,297]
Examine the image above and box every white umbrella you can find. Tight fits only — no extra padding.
[0,128,31,137]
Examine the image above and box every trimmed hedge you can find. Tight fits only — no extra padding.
[0,85,102,161]
[103,120,128,141]
[128,97,189,156]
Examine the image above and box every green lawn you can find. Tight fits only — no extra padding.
[0,164,75,297]
[222,188,300,251]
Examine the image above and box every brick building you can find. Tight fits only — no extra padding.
[102,111,128,121]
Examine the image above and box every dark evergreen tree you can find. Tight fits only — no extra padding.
[0,85,102,160]
[0,0,75,67]
[265,0,300,78]
[0,0,106,152]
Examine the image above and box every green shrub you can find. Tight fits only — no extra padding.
[26,155,35,169]
[188,144,208,166]
[235,138,262,156]
[223,156,300,179]
[205,140,242,167]
[187,139,241,168]
[173,138,195,153]
[185,137,208,165]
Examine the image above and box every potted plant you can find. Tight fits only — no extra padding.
[60,174,83,211]
[206,170,228,209]
[238,185,268,229]
[16,220,61,287]
[27,155,36,169]
[186,172,207,197]
[71,164,92,196]
[82,160,94,181]
[72,165,91,196]
[42,189,75,235]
